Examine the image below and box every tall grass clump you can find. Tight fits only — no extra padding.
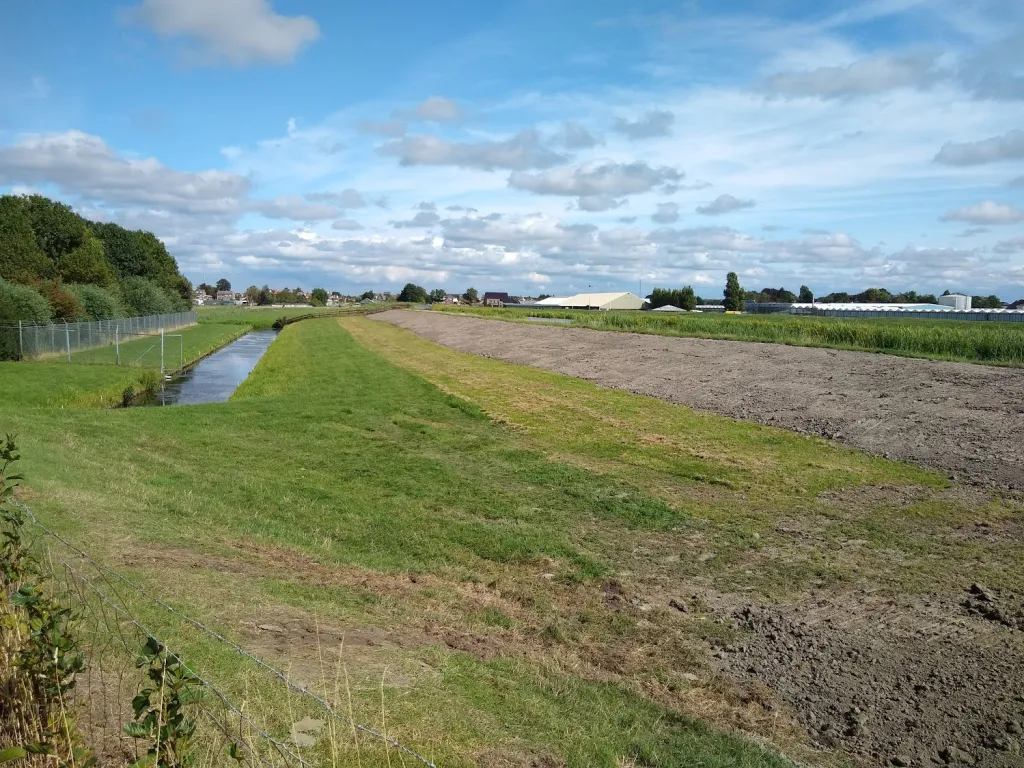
[437,305,1024,366]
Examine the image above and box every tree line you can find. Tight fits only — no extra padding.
[0,194,193,325]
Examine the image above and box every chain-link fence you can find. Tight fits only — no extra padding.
[0,311,197,362]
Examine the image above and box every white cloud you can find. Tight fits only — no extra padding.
[124,0,320,66]
[940,201,1024,225]
[764,53,940,99]
[574,195,625,212]
[994,236,1024,254]
[411,97,463,122]
[527,271,551,283]
[378,129,568,171]
[390,211,441,228]
[652,202,680,224]
[696,194,756,215]
[331,219,365,231]
[611,110,675,139]
[237,255,282,267]
[305,189,368,208]
[0,130,249,214]
[509,161,683,197]
[250,195,338,220]
[559,122,602,149]
[934,129,1024,166]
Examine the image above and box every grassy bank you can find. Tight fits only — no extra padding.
[4,317,1020,766]
[435,305,1024,366]
[70,322,249,368]
[199,305,344,328]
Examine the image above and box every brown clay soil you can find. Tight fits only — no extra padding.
[375,311,1024,489]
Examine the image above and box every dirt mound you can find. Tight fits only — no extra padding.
[727,592,1024,767]
[375,311,1024,489]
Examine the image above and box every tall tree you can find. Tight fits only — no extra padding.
[258,285,273,305]
[464,287,479,303]
[428,288,446,303]
[57,232,115,286]
[216,278,232,292]
[723,272,744,311]
[23,195,87,263]
[0,196,53,283]
[799,285,813,302]
[245,285,261,305]
[359,290,375,301]
[398,283,428,303]
[310,287,329,306]
[679,286,697,311]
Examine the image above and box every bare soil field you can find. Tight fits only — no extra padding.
[377,311,1024,489]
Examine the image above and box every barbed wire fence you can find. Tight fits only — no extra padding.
[13,500,440,768]
[0,311,197,364]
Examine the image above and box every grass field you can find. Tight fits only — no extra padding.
[69,322,249,368]
[435,305,1024,366]
[3,316,1021,766]
[199,305,347,328]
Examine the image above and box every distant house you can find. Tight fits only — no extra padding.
[483,291,517,307]
[1007,299,1024,310]
[443,294,461,304]
[216,291,235,302]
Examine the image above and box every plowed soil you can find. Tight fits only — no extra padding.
[375,311,1024,489]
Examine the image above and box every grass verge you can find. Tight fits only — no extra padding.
[434,305,1024,366]
[70,322,249,369]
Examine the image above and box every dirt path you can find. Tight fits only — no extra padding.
[375,311,1024,489]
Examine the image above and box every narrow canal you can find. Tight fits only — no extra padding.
[149,329,277,406]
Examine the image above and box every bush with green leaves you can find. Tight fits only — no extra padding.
[0,279,51,324]
[119,277,175,316]
[66,284,124,321]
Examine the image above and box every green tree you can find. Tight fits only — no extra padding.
[799,285,813,302]
[36,280,85,320]
[398,283,428,303]
[197,283,214,296]
[0,278,50,324]
[258,285,274,305]
[23,194,87,263]
[0,196,53,284]
[359,290,375,301]
[215,278,231,292]
[277,289,295,304]
[57,232,115,286]
[120,276,174,316]
[245,285,261,305]
[66,284,122,320]
[428,288,446,303]
[723,272,744,311]
[310,287,329,306]
[464,287,479,303]
[679,285,697,311]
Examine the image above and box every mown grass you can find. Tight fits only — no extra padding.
[0,362,156,408]
[2,318,795,767]
[5,316,1021,767]
[68,322,249,369]
[199,305,341,329]
[436,305,1024,366]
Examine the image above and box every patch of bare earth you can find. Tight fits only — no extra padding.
[374,310,1024,489]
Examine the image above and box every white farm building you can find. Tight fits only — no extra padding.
[537,292,645,310]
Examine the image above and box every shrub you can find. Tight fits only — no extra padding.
[66,284,123,321]
[119,276,174,316]
[0,278,50,324]
[34,280,85,321]
[56,232,115,287]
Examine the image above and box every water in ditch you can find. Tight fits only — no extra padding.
[147,329,278,406]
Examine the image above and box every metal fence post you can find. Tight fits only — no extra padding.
[18,321,23,361]
[115,325,120,366]
[160,328,165,375]
[65,321,71,363]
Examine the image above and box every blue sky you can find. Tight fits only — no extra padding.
[2,0,1023,298]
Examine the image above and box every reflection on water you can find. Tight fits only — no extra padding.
[148,329,277,406]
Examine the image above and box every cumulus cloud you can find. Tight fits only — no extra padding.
[509,161,683,198]
[696,194,756,216]
[558,122,602,149]
[124,0,320,66]
[378,129,568,171]
[305,189,367,208]
[410,96,462,122]
[940,200,1024,225]
[651,203,680,224]
[611,110,674,139]
[994,236,1024,254]
[356,119,407,137]
[0,130,249,214]
[237,254,282,267]
[445,205,477,212]
[250,195,338,220]
[764,53,939,99]
[934,129,1024,166]
[416,201,437,211]
[390,211,441,228]
[574,195,625,212]
[331,219,364,231]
